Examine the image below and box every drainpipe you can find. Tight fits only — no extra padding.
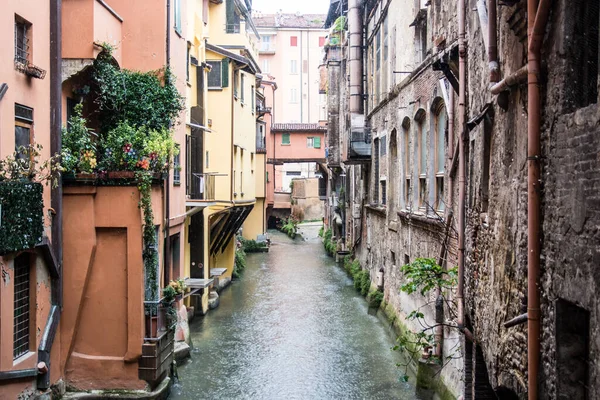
[488,0,499,83]
[457,0,466,333]
[231,68,235,199]
[490,65,528,94]
[527,0,550,398]
[447,89,455,208]
[164,0,172,284]
[37,0,62,391]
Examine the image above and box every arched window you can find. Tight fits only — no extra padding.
[433,100,446,211]
[401,117,411,210]
[388,129,398,216]
[414,109,427,210]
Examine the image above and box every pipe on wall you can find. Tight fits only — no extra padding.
[348,0,363,114]
[490,65,528,94]
[488,0,499,83]
[527,0,550,398]
[457,0,466,333]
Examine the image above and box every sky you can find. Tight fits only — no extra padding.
[252,0,329,14]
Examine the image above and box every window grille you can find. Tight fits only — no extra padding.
[381,180,387,205]
[15,104,33,123]
[13,254,30,360]
[14,20,29,64]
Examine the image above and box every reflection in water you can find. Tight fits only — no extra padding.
[171,230,421,400]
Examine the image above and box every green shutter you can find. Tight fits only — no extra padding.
[282,133,290,145]
[221,58,229,88]
[314,137,321,148]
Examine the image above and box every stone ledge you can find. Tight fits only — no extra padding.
[62,377,170,400]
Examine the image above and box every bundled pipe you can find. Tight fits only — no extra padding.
[348,0,363,114]
[490,65,528,94]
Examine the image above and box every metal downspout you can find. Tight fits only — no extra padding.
[527,0,550,398]
[164,0,172,285]
[488,0,499,83]
[457,0,466,333]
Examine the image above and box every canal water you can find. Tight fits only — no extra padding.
[171,228,421,400]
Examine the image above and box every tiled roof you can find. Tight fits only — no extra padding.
[271,123,327,132]
[253,13,327,29]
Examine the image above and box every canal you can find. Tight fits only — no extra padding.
[171,227,421,400]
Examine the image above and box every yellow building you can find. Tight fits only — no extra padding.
[183,0,262,314]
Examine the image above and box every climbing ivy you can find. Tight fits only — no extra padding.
[0,182,44,255]
[137,171,159,311]
[93,47,184,133]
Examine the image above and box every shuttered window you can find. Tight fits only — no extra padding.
[282,133,290,145]
[314,136,321,148]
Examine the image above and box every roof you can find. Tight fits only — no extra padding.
[271,123,327,132]
[253,13,327,29]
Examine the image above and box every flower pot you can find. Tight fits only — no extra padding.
[75,172,97,181]
[108,171,135,179]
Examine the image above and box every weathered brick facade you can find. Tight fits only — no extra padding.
[325,0,600,398]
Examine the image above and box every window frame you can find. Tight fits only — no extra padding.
[207,60,223,89]
[173,143,181,185]
[307,137,314,148]
[14,16,31,65]
[282,133,291,145]
[174,0,182,35]
[13,253,33,361]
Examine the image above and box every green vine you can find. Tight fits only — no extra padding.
[137,171,159,312]
[393,258,460,381]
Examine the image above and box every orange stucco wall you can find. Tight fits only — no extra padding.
[61,185,164,391]
[273,131,325,159]
[0,1,59,398]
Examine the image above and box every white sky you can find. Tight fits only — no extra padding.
[252,0,329,14]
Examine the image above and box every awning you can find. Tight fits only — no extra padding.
[187,122,212,132]
[209,203,254,255]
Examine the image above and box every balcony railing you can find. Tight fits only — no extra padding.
[189,173,216,201]
[256,136,266,154]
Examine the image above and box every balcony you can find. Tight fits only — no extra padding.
[273,192,292,209]
[188,173,217,201]
[346,125,372,164]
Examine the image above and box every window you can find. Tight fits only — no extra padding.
[261,35,272,51]
[262,59,270,73]
[290,36,298,46]
[174,0,182,35]
[381,179,387,206]
[416,112,427,209]
[13,254,30,360]
[373,137,380,204]
[434,103,446,211]
[404,123,411,210]
[382,15,389,96]
[290,88,298,103]
[15,104,33,160]
[314,136,321,149]
[570,0,599,108]
[282,133,291,145]
[241,73,245,103]
[319,36,326,47]
[226,0,240,33]
[207,59,229,88]
[290,60,298,74]
[186,46,190,82]
[286,171,301,176]
[389,130,398,215]
[307,137,314,148]
[234,70,239,97]
[14,16,30,65]
[375,29,381,104]
[173,144,181,185]
[380,134,387,156]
